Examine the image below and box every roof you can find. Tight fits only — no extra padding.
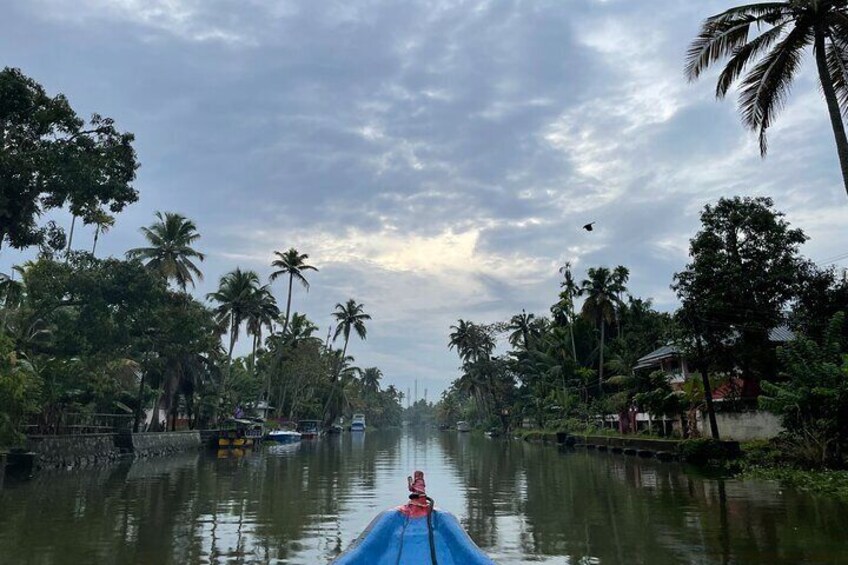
[633,326,795,370]
[768,326,794,342]
[634,345,680,369]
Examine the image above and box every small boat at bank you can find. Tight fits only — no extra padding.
[266,429,302,444]
[217,418,264,448]
[456,421,471,433]
[351,413,366,432]
[297,419,321,439]
[331,471,494,565]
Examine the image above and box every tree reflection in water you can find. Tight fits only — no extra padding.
[0,431,846,564]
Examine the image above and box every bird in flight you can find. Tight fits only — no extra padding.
[582,222,595,232]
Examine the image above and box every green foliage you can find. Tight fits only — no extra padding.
[0,335,42,446]
[760,313,848,467]
[678,439,739,465]
[0,67,139,251]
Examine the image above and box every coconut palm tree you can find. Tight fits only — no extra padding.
[360,367,383,394]
[331,299,371,377]
[686,0,848,197]
[580,267,625,392]
[507,310,536,350]
[89,210,115,256]
[270,248,318,338]
[449,320,495,364]
[612,266,630,337]
[558,262,580,362]
[245,285,279,372]
[127,211,205,290]
[207,268,261,391]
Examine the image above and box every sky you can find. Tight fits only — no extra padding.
[2,0,848,400]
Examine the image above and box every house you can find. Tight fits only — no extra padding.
[630,326,794,440]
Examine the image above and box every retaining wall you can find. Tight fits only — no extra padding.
[698,410,783,441]
[26,433,121,470]
[129,431,201,457]
[25,431,202,470]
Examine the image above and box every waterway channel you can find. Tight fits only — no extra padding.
[1,429,846,564]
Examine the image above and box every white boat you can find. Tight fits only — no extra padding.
[267,429,302,444]
[457,421,471,432]
[351,413,366,432]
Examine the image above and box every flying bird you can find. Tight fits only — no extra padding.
[582,222,596,232]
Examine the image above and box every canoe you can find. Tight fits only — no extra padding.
[331,471,494,565]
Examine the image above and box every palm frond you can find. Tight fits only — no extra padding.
[739,24,812,155]
[716,22,789,97]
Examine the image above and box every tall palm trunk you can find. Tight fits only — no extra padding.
[322,335,349,424]
[598,319,605,393]
[65,215,76,261]
[92,225,101,255]
[569,305,578,362]
[221,314,237,415]
[815,27,848,197]
[282,273,294,337]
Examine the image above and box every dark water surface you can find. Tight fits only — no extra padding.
[1,429,847,564]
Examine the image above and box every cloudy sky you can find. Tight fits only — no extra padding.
[3,0,847,399]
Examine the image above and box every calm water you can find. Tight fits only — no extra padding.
[1,430,847,564]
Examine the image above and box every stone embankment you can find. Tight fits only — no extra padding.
[520,432,740,463]
[25,430,202,470]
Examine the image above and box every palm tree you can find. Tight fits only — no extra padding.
[580,267,625,392]
[360,367,383,394]
[89,210,115,256]
[507,310,536,350]
[270,248,318,338]
[207,269,261,391]
[331,299,371,376]
[558,262,580,362]
[127,211,205,290]
[611,266,630,337]
[245,285,279,372]
[686,1,848,197]
[449,320,495,364]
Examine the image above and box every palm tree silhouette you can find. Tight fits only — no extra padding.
[580,267,626,392]
[127,211,205,291]
[686,0,848,197]
[270,248,318,338]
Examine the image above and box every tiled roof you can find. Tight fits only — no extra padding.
[768,326,794,342]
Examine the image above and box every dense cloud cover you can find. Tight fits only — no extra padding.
[2,0,846,396]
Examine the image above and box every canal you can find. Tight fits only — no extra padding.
[1,430,847,564]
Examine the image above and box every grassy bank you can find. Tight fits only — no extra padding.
[731,441,848,500]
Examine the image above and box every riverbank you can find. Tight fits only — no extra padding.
[517,429,848,500]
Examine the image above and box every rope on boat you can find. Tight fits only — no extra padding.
[425,495,438,565]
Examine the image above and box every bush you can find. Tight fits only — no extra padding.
[678,439,739,464]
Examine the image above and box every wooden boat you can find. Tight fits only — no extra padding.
[456,421,471,433]
[350,413,366,432]
[217,418,263,448]
[266,429,302,444]
[297,419,321,439]
[332,471,494,564]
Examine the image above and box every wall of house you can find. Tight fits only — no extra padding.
[699,410,783,441]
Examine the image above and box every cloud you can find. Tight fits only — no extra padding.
[2,0,847,396]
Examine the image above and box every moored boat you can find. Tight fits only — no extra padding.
[267,429,302,444]
[297,419,321,439]
[456,421,471,433]
[350,413,366,432]
[217,418,264,448]
[331,471,494,564]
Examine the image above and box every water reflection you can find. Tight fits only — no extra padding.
[1,431,846,564]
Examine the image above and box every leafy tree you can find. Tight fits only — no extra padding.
[0,334,41,446]
[127,211,205,291]
[761,313,848,467]
[270,248,318,338]
[673,196,808,397]
[686,1,848,197]
[0,67,139,250]
[792,264,848,341]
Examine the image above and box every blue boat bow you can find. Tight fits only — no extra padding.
[331,471,495,565]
